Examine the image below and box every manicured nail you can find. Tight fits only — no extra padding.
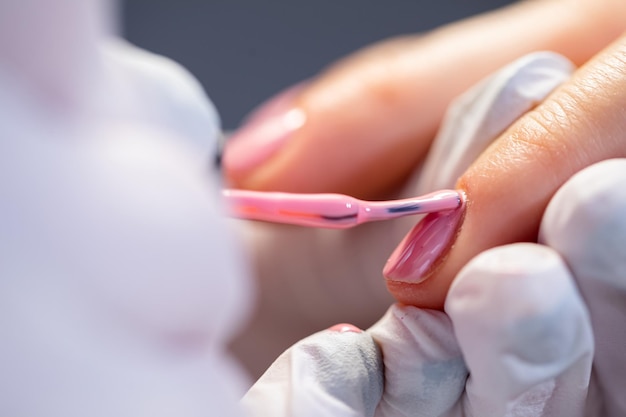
[223,84,307,174]
[383,195,466,284]
[328,323,363,333]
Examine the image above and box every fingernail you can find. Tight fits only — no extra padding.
[328,323,363,333]
[223,84,307,174]
[383,195,466,284]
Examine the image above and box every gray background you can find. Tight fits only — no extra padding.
[123,1,516,129]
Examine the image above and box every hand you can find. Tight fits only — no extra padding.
[240,246,591,417]
[242,159,626,416]
[229,51,575,377]
[223,2,626,366]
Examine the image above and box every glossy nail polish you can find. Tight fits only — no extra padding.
[383,196,466,284]
[222,84,306,174]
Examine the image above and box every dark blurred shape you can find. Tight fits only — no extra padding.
[123,0,516,129]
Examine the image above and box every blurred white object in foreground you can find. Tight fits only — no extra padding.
[0,1,251,416]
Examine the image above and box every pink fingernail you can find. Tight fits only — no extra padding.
[383,195,466,283]
[223,84,307,173]
[328,323,363,333]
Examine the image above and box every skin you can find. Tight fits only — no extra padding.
[390,35,626,307]
[224,0,626,309]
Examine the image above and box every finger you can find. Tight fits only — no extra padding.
[223,0,626,198]
[540,159,626,417]
[385,32,626,308]
[365,304,467,417]
[242,325,382,417]
[414,51,574,194]
[446,243,594,417]
[382,51,572,310]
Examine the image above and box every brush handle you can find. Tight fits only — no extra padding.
[223,190,360,228]
[222,189,462,229]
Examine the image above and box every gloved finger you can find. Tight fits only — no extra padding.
[222,0,626,198]
[367,304,467,417]
[386,32,626,309]
[241,325,383,417]
[446,243,594,417]
[540,159,626,417]
[414,51,573,194]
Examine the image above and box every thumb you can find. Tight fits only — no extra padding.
[242,325,382,417]
[384,32,626,308]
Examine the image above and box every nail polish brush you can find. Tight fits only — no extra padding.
[222,189,461,229]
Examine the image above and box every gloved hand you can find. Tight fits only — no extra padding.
[539,158,626,417]
[242,241,594,417]
[231,51,576,377]
[242,157,626,417]
[239,49,626,415]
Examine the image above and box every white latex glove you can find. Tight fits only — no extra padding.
[444,158,626,417]
[1,2,250,416]
[243,243,594,417]
[445,243,594,417]
[242,308,462,417]
[231,51,576,377]
[242,52,626,416]
[540,158,626,417]
[239,52,598,416]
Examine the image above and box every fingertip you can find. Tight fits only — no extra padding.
[383,195,468,310]
[367,304,466,417]
[541,158,626,287]
[384,280,449,310]
[446,243,578,315]
[445,243,593,415]
[542,158,626,416]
